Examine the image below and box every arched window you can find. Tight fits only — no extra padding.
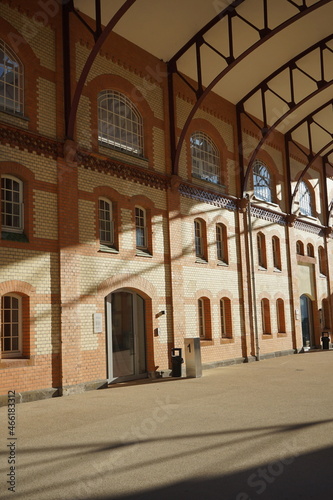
[220,298,232,338]
[98,90,143,155]
[1,175,23,232]
[257,232,267,269]
[307,243,314,257]
[194,219,207,260]
[299,181,312,217]
[318,246,327,276]
[272,236,281,270]
[0,40,24,114]
[198,297,211,339]
[99,198,114,246]
[135,206,147,249]
[322,299,330,330]
[276,299,286,333]
[296,240,304,255]
[190,132,220,184]
[261,298,271,335]
[216,223,228,264]
[1,293,22,357]
[253,160,271,202]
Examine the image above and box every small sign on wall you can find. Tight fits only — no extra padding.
[93,313,103,334]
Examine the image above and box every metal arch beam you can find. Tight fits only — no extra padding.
[169,0,329,175]
[240,34,333,196]
[65,0,138,140]
[285,99,333,215]
[290,141,333,215]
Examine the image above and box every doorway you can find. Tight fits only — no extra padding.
[105,290,147,383]
[300,294,314,348]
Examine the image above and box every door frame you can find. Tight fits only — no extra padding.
[105,289,147,383]
[300,294,314,349]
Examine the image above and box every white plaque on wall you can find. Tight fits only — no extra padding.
[93,313,103,333]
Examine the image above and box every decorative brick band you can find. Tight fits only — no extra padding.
[294,220,324,236]
[179,183,237,210]
[250,206,286,225]
[78,152,169,191]
[0,123,59,159]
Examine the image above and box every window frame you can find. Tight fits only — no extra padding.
[272,236,281,271]
[0,40,24,115]
[190,132,220,185]
[97,90,144,156]
[1,175,24,233]
[318,246,327,276]
[257,232,267,269]
[299,181,313,217]
[98,197,114,247]
[1,293,22,358]
[276,298,286,333]
[261,298,271,335]
[135,206,148,251]
[216,223,228,264]
[194,219,206,260]
[253,160,272,203]
[220,298,232,339]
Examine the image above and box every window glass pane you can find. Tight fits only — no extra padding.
[98,90,143,155]
[253,161,271,202]
[191,132,220,184]
[0,40,23,114]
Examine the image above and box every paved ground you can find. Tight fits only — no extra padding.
[1,351,333,500]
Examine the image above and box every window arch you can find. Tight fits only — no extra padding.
[190,132,220,184]
[261,298,271,335]
[99,198,114,247]
[299,181,312,217]
[272,236,281,270]
[220,298,232,338]
[253,160,272,202]
[1,175,23,232]
[0,40,23,114]
[1,293,22,357]
[98,90,143,155]
[276,299,286,333]
[257,232,267,269]
[216,223,228,264]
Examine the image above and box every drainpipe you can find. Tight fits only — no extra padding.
[246,194,260,361]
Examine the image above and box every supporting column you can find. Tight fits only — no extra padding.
[57,141,82,395]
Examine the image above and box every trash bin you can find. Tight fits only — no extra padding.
[171,348,183,377]
[321,333,330,350]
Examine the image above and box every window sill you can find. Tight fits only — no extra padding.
[1,231,29,243]
[192,174,226,189]
[99,245,119,254]
[0,108,29,121]
[273,268,282,273]
[195,257,208,264]
[217,260,228,267]
[0,357,34,368]
[98,141,148,162]
[258,266,267,271]
[277,333,287,337]
[136,249,152,258]
[262,334,273,339]
[252,196,279,208]
[200,339,214,346]
[220,338,234,344]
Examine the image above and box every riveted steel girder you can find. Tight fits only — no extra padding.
[240,34,333,196]
[168,0,330,175]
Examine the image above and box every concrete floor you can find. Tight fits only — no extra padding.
[1,351,333,500]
